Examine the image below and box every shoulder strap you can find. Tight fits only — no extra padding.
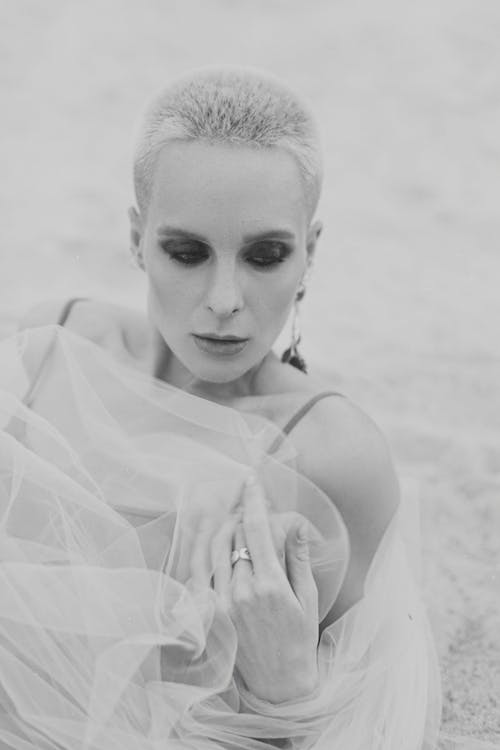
[57,296,88,327]
[268,390,344,454]
[282,390,343,437]
[22,297,88,407]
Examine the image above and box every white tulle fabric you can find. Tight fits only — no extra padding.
[0,325,491,749]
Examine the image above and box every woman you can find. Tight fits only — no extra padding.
[0,67,485,749]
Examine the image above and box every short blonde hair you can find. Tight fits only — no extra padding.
[133,66,323,220]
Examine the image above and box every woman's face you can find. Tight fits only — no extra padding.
[131,140,320,385]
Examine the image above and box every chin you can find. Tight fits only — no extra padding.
[167,335,270,387]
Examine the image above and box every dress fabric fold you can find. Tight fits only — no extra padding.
[0,325,493,749]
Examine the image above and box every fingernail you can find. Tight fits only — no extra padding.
[296,525,308,544]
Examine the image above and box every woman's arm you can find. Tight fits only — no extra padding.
[196,397,399,706]
[286,394,401,629]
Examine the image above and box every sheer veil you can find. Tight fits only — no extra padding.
[0,325,495,749]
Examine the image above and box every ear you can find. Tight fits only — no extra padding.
[128,206,145,270]
[305,219,322,267]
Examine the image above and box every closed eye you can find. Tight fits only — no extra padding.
[159,239,209,265]
[159,237,293,268]
[245,241,292,268]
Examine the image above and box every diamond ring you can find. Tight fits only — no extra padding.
[231,546,252,566]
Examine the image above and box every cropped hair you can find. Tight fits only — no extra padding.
[133,66,323,220]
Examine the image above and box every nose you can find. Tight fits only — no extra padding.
[205,262,244,318]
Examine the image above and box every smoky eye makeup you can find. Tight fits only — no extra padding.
[244,240,293,268]
[156,229,294,268]
[159,238,209,265]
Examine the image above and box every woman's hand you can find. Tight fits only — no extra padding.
[211,475,320,704]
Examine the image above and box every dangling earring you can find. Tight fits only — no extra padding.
[281,282,307,373]
[127,253,140,270]
[131,251,145,271]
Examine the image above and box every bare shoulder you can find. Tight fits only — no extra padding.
[18,298,73,329]
[292,394,400,544]
[288,393,400,623]
[18,298,152,362]
[18,297,110,337]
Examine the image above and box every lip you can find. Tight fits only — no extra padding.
[192,334,249,356]
[195,333,248,342]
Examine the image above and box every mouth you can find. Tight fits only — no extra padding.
[192,333,249,356]
[196,333,248,342]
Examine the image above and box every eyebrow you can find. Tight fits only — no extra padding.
[156,225,296,243]
[243,229,296,243]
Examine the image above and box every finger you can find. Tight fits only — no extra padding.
[243,475,283,579]
[231,518,253,585]
[211,517,236,602]
[269,513,287,570]
[269,511,309,570]
[189,518,213,588]
[285,519,318,615]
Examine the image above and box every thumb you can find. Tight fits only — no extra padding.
[285,520,318,613]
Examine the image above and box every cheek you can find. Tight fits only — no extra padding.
[146,276,191,339]
[252,276,298,330]
[146,259,199,316]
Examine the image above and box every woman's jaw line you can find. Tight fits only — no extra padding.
[151,329,274,401]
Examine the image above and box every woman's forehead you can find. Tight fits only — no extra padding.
[147,140,309,232]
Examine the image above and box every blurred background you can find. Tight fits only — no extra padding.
[1,0,499,741]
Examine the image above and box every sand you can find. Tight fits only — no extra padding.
[1,0,499,743]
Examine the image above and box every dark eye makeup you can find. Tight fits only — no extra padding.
[244,240,292,267]
[159,239,292,269]
[159,239,209,265]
